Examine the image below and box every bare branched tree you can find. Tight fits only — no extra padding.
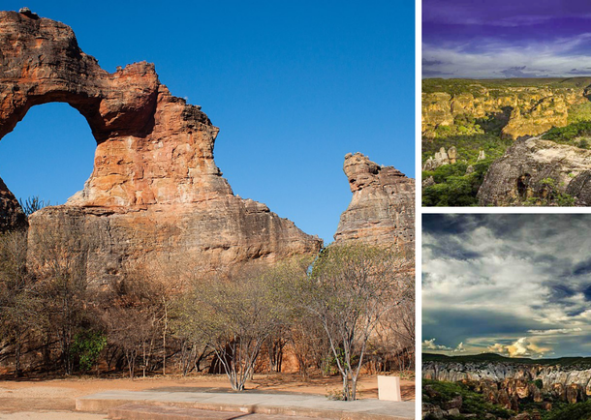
[295,244,413,401]
[29,223,89,375]
[184,269,286,390]
[0,231,42,376]
[18,196,49,217]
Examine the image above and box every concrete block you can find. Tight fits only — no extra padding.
[377,376,402,402]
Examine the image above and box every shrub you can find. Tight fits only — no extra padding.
[71,330,107,373]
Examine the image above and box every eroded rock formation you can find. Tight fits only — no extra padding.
[422,84,587,140]
[424,360,591,403]
[0,10,322,285]
[333,153,414,247]
[477,137,591,206]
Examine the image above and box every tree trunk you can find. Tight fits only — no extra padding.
[163,304,168,376]
[15,340,22,378]
[342,374,350,401]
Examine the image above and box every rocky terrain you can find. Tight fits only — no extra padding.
[477,136,591,206]
[0,9,324,285]
[333,152,415,247]
[423,354,591,419]
[422,78,591,206]
[422,79,591,140]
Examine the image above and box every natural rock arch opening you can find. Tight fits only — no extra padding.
[0,102,96,207]
[0,10,322,285]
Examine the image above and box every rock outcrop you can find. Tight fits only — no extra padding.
[0,177,26,233]
[422,83,588,140]
[422,359,591,420]
[477,137,591,206]
[0,10,322,285]
[333,153,414,247]
[424,360,591,406]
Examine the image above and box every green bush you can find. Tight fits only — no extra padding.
[567,102,591,124]
[71,330,107,373]
[542,121,591,143]
[547,400,591,420]
[422,160,493,207]
[423,380,513,419]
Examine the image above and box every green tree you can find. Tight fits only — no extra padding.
[71,330,107,373]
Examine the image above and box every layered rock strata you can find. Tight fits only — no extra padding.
[333,153,414,247]
[0,10,322,285]
[477,137,591,206]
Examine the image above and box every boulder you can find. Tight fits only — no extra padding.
[478,137,591,206]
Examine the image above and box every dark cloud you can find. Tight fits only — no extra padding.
[572,258,591,276]
[423,214,485,235]
[423,214,591,357]
[423,0,591,26]
[569,68,591,75]
[423,59,443,66]
[422,69,454,77]
[424,243,482,261]
[548,284,577,300]
[500,66,542,78]
[423,308,557,348]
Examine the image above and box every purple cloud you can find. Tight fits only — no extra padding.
[423,0,591,78]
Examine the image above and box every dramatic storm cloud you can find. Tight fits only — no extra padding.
[423,0,591,78]
[423,214,591,358]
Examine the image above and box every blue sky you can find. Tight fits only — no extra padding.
[423,0,591,78]
[0,1,415,244]
[423,214,591,358]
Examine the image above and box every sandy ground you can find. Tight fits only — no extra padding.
[0,373,415,418]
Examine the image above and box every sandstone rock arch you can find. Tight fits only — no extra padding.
[0,10,322,285]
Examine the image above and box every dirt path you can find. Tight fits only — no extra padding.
[0,374,415,415]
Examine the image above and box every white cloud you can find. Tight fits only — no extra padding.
[454,342,466,353]
[528,328,583,335]
[423,34,591,78]
[488,337,551,358]
[422,338,466,353]
[422,338,452,351]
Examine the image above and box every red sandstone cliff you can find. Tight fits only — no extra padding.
[0,10,322,285]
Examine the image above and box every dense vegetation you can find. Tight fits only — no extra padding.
[424,379,591,420]
[422,126,513,206]
[542,121,591,148]
[0,224,414,400]
[423,78,591,207]
[423,77,591,96]
[423,380,513,419]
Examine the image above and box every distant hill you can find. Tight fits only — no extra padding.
[422,77,591,95]
[423,352,591,367]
